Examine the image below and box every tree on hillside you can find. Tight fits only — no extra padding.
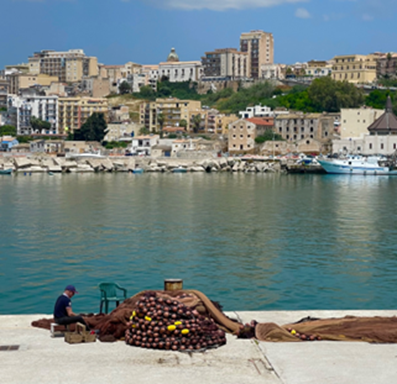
[139,85,156,100]
[30,116,51,132]
[308,77,365,112]
[73,113,107,142]
[157,113,165,137]
[179,119,187,129]
[119,81,131,95]
[0,125,17,136]
[192,114,202,133]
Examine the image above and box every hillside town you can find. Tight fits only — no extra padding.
[1,30,397,162]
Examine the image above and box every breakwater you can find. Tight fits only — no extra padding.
[0,156,282,173]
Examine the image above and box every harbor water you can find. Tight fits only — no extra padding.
[1,172,397,315]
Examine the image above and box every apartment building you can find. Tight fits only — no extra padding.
[139,98,202,132]
[228,119,256,152]
[7,95,58,135]
[28,49,98,83]
[376,53,397,79]
[58,97,108,134]
[331,54,378,83]
[240,30,274,78]
[275,113,339,144]
[8,73,58,95]
[202,48,248,80]
[207,111,238,135]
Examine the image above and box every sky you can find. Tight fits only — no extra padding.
[1,0,397,69]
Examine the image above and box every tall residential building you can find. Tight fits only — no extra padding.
[58,97,108,134]
[201,48,248,80]
[28,49,99,83]
[376,53,397,79]
[331,54,379,83]
[7,95,59,135]
[240,30,274,79]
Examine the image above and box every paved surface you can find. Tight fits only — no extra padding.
[1,310,397,384]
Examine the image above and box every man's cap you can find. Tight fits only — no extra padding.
[65,285,78,293]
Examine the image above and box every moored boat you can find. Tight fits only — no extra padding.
[0,168,12,175]
[132,168,144,174]
[317,155,397,175]
[172,167,187,173]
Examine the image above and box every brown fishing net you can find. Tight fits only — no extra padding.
[32,289,397,345]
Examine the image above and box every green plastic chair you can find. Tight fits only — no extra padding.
[99,283,127,314]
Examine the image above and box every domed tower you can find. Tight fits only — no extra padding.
[167,48,180,63]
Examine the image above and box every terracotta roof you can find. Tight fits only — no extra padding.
[163,127,186,132]
[246,118,274,126]
[367,96,397,133]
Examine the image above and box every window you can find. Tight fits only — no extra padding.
[310,127,314,132]
[394,143,396,150]
[381,143,384,150]
[306,140,310,144]
[369,143,372,149]
[286,135,289,139]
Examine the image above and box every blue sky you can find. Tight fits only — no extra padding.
[1,0,397,68]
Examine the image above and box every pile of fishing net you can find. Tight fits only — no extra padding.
[125,294,226,351]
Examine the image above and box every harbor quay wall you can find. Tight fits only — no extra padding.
[0,155,284,174]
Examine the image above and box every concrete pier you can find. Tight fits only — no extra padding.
[1,310,397,384]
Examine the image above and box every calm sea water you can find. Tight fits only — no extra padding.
[1,172,397,315]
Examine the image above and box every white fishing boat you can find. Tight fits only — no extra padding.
[317,155,397,175]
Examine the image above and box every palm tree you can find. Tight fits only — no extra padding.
[157,113,165,137]
[192,114,202,134]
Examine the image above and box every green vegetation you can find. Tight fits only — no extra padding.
[30,116,52,132]
[255,131,284,144]
[16,136,34,143]
[118,77,397,120]
[103,141,128,149]
[0,125,17,136]
[119,81,132,95]
[72,113,107,142]
[0,107,6,112]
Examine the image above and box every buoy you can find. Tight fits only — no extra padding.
[167,325,176,332]
[181,329,189,335]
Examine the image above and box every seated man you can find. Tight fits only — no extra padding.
[54,285,89,329]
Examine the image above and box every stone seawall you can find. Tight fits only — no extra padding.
[0,156,282,174]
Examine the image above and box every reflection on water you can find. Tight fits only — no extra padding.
[1,173,397,314]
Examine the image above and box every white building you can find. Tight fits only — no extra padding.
[131,135,159,156]
[239,105,274,119]
[261,64,285,80]
[159,61,203,83]
[7,95,58,135]
[340,107,384,139]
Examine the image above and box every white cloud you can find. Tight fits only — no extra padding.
[295,7,311,18]
[144,0,308,11]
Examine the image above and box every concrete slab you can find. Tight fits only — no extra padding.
[0,314,280,384]
[2,311,397,384]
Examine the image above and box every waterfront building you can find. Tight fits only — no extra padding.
[228,118,256,152]
[201,48,248,80]
[332,97,397,155]
[104,122,139,142]
[240,30,274,79]
[58,97,108,134]
[28,49,98,83]
[7,95,59,135]
[30,139,64,154]
[275,112,339,145]
[0,136,18,152]
[340,107,384,139]
[207,111,239,135]
[331,54,379,83]
[131,134,159,156]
